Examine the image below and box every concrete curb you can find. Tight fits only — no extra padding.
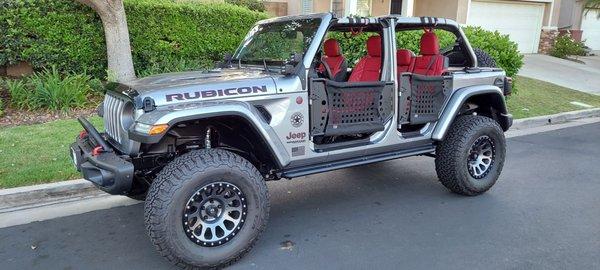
[1,108,599,211]
[511,108,600,130]
[0,179,103,213]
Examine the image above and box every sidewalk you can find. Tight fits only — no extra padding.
[519,54,600,95]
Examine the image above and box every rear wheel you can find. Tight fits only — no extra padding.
[144,149,269,269]
[435,115,506,196]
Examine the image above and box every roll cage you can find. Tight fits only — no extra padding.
[246,13,477,76]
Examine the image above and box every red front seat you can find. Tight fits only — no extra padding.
[412,31,447,76]
[397,49,415,73]
[321,38,348,81]
[348,35,382,82]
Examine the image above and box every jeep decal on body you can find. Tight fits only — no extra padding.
[165,85,268,102]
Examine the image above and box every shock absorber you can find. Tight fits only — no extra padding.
[205,127,212,149]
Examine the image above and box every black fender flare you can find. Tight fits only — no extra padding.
[432,85,512,141]
[129,100,290,168]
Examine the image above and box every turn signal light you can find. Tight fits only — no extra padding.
[148,124,169,135]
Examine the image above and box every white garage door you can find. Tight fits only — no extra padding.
[468,0,544,53]
[582,9,600,50]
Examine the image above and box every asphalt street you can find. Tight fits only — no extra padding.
[1,123,599,270]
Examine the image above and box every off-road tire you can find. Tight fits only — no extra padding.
[435,115,506,196]
[473,48,497,68]
[144,149,269,269]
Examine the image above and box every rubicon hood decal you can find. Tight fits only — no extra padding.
[166,85,268,102]
[124,69,279,107]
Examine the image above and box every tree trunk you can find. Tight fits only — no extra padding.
[76,0,136,82]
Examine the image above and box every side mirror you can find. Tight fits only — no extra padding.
[283,53,303,75]
[218,53,233,68]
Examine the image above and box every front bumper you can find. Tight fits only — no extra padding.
[70,117,134,195]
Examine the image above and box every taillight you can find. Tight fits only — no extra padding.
[504,77,513,96]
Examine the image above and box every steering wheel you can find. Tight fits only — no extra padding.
[316,57,334,80]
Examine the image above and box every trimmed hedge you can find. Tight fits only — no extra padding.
[0,0,106,77]
[331,26,523,77]
[0,0,268,78]
[2,1,521,79]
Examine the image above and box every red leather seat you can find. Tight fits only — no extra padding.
[397,49,415,73]
[412,31,447,76]
[321,38,348,81]
[348,35,382,82]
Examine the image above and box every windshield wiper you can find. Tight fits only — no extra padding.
[231,58,282,73]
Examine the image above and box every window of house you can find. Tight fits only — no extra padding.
[332,0,345,17]
[302,0,314,14]
[356,0,371,16]
[390,0,402,14]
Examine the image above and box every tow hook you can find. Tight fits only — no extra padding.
[92,146,104,156]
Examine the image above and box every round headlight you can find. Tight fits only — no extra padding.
[120,102,135,131]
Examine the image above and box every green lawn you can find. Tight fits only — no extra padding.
[508,76,600,119]
[0,117,102,188]
[1,76,600,189]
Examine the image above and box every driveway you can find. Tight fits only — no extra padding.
[1,122,600,270]
[520,53,600,95]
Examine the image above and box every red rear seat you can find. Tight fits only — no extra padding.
[348,35,382,82]
[321,38,348,81]
[412,31,447,76]
[397,49,415,73]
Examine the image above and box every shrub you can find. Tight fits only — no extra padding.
[0,0,268,78]
[0,95,4,117]
[4,79,28,109]
[329,26,522,77]
[0,0,106,78]
[5,67,102,111]
[463,26,523,77]
[550,35,586,59]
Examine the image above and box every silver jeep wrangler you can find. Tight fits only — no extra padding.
[71,13,512,269]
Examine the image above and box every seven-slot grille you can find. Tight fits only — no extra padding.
[103,93,128,144]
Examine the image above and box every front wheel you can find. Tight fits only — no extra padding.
[144,149,269,269]
[435,115,506,196]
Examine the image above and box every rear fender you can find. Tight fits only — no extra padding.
[432,85,512,141]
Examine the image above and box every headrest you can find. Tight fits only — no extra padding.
[397,49,414,66]
[366,35,381,57]
[420,31,440,55]
[324,39,342,57]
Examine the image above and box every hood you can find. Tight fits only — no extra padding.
[120,68,279,108]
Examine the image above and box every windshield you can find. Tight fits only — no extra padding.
[233,18,322,65]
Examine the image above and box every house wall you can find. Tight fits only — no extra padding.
[412,0,558,26]
[314,0,332,13]
[264,1,288,16]
[414,0,460,21]
[558,0,578,28]
[371,0,391,16]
